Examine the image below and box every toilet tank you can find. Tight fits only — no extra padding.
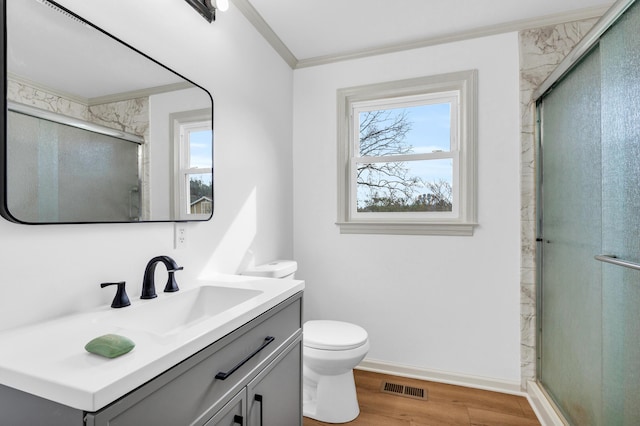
[242,260,297,279]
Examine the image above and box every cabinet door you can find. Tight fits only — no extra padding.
[247,338,302,426]
[205,389,246,426]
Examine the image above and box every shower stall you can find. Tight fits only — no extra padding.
[535,0,640,424]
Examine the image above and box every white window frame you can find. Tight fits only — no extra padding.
[170,108,213,221]
[336,70,478,236]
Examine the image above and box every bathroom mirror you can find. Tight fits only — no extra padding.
[0,0,214,224]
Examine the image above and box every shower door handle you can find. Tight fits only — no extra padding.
[595,254,640,272]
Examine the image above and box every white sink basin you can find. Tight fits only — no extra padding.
[99,285,263,336]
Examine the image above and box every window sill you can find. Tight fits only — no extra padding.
[335,221,478,236]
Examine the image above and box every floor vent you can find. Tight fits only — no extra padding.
[380,381,427,400]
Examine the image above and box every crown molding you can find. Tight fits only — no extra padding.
[8,73,194,106]
[230,0,297,68]
[87,82,194,106]
[232,1,611,70]
[296,5,610,68]
[8,73,90,105]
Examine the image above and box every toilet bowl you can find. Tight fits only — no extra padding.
[303,320,369,423]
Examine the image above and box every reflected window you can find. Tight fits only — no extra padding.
[172,110,213,220]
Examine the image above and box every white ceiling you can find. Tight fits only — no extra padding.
[245,0,614,65]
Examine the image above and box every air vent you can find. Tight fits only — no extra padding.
[380,381,427,400]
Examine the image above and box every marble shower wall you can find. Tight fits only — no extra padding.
[7,79,149,136]
[7,79,151,220]
[518,18,598,388]
[8,79,89,120]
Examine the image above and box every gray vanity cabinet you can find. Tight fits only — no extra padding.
[0,293,302,426]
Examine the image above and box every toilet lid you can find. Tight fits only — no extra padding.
[303,320,368,350]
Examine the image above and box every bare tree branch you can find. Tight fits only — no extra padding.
[355,110,453,213]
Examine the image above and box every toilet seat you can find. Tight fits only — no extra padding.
[304,320,368,351]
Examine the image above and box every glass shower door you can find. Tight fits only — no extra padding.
[600,1,640,422]
[538,1,640,423]
[538,45,603,425]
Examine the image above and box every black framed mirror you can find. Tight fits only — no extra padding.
[1,0,214,224]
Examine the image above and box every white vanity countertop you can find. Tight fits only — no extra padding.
[0,275,304,412]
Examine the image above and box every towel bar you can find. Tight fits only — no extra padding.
[594,254,640,272]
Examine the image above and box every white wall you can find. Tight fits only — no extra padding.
[0,0,293,331]
[293,33,522,383]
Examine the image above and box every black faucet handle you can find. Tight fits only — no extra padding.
[101,281,131,308]
[164,267,183,293]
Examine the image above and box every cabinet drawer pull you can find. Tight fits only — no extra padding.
[254,394,263,426]
[233,414,244,425]
[215,337,275,380]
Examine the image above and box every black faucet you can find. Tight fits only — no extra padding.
[141,256,184,299]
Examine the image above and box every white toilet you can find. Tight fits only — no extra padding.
[242,260,370,424]
[303,320,369,423]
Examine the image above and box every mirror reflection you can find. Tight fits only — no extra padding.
[2,0,214,223]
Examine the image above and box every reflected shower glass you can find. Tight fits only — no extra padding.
[7,111,141,222]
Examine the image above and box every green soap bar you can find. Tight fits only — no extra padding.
[85,334,135,358]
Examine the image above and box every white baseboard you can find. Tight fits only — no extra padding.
[356,358,523,396]
[526,381,568,426]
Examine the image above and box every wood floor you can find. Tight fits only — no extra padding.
[303,370,541,426]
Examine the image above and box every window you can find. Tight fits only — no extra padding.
[171,109,213,220]
[337,71,477,235]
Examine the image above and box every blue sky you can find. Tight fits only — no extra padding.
[189,129,213,185]
[402,103,453,185]
[403,103,451,155]
[190,129,212,168]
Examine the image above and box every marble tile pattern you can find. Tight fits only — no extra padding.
[88,99,149,137]
[8,79,89,120]
[7,79,151,220]
[518,18,598,388]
